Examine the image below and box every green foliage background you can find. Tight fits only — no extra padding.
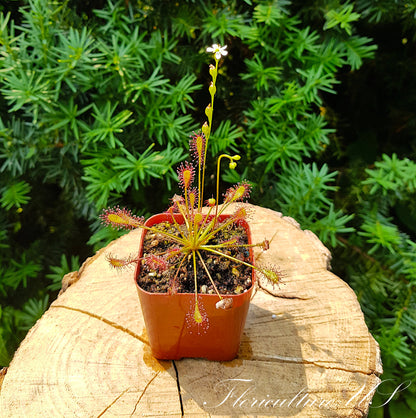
[1,0,415,415]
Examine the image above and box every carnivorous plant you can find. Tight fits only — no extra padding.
[100,44,280,323]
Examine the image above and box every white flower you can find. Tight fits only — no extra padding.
[206,44,228,60]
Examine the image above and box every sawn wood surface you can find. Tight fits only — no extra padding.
[0,204,382,417]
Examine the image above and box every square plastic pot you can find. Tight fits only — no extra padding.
[135,213,255,361]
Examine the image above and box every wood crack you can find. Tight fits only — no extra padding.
[173,361,184,416]
[129,371,160,417]
[51,305,148,345]
[97,388,129,417]
[250,354,380,377]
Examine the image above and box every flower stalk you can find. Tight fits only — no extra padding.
[100,43,281,324]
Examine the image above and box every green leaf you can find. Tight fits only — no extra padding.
[44,98,92,143]
[112,143,184,190]
[377,327,412,369]
[297,65,339,104]
[275,162,338,218]
[84,102,133,149]
[405,391,416,412]
[324,4,361,35]
[93,0,132,34]
[87,225,128,251]
[170,74,200,113]
[82,163,124,209]
[389,399,415,418]
[16,295,49,331]
[314,205,355,247]
[2,253,42,290]
[359,216,402,254]
[343,36,377,70]
[241,55,282,92]
[153,111,194,146]
[362,154,416,197]
[255,132,304,172]
[367,392,386,418]
[97,30,150,89]
[171,6,198,39]
[55,26,101,91]
[281,27,320,61]
[253,2,289,26]
[126,66,170,105]
[201,5,250,44]
[148,29,180,66]
[46,255,80,292]
[209,120,242,156]
[1,70,55,122]
[0,181,31,210]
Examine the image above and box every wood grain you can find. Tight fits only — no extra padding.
[0,204,382,417]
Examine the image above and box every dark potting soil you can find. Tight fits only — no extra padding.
[136,220,253,295]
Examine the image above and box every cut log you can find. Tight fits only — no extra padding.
[0,204,382,417]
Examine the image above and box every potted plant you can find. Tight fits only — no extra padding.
[100,44,280,361]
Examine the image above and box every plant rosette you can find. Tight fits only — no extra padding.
[100,44,281,361]
[135,212,255,361]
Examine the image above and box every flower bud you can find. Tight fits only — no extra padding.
[209,64,217,78]
[229,161,237,170]
[209,82,216,97]
[201,122,210,137]
[205,104,213,119]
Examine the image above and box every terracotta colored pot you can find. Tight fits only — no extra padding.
[135,213,255,361]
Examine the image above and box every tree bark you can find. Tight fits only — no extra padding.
[0,204,382,417]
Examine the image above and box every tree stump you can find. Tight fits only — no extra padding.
[0,204,382,417]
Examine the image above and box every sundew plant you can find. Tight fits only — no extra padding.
[100,44,280,324]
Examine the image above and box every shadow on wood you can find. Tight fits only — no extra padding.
[0,204,382,417]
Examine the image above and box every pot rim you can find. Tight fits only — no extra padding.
[136,282,255,297]
[134,212,256,296]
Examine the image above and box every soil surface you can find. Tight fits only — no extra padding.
[136,219,253,295]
